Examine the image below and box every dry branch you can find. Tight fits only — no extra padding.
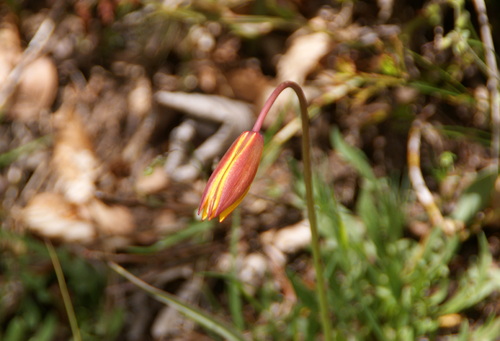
[473,0,500,170]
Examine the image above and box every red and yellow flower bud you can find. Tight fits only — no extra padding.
[198,131,264,222]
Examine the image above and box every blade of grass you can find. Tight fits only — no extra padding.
[0,136,51,168]
[331,128,376,182]
[126,220,214,254]
[45,241,82,341]
[439,234,500,315]
[468,315,500,341]
[108,261,246,341]
[27,314,57,341]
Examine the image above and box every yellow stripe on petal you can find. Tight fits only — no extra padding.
[218,188,250,222]
[212,133,257,209]
[203,134,248,215]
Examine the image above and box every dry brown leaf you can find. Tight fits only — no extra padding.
[128,72,152,118]
[0,13,58,122]
[52,102,98,204]
[0,14,22,85]
[22,192,95,243]
[258,219,312,301]
[153,209,184,235]
[238,252,268,295]
[257,31,330,127]
[87,199,135,236]
[215,251,268,295]
[9,56,58,122]
[261,219,311,255]
[227,63,269,103]
[135,165,170,195]
[276,31,331,85]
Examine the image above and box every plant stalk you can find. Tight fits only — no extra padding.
[253,81,332,340]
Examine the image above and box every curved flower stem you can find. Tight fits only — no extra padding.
[253,81,332,340]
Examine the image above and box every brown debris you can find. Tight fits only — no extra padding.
[22,192,95,243]
[52,101,98,205]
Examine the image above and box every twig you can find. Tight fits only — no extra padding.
[473,0,500,171]
[155,91,254,181]
[407,119,443,226]
[407,113,457,235]
[408,119,443,226]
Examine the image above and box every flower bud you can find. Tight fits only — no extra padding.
[198,131,264,222]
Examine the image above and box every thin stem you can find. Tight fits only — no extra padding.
[473,0,500,171]
[45,241,82,341]
[252,83,291,132]
[253,81,332,340]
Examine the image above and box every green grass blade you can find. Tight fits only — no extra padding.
[0,136,51,168]
[27,314,57,341]
[330,128,376,182]
[468,316,500,341]
[126,220,214,254]
[439,234,500,315]
[45,241,82,341]
[109,262,246,341]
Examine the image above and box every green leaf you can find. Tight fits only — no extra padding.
[27,314,57,341]
[439,234,500,315]
[450,167,497,223]
[4,317,27,341]
[468,315,500,341]
[330,128,376,182]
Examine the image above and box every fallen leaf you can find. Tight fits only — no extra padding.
[276,31,331,85]
[87,199,135,236]
[135,165,170,195]
[262,219,311,254]
[22,192,95,243]
[52,101,98,204]
[9,56,58,122]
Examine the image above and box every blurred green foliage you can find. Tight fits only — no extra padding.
[0,231,123,341]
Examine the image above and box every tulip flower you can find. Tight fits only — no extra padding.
[198,82,332,338]
[198,130,264,222]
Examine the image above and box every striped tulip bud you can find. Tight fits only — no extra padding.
[198,131,264,222]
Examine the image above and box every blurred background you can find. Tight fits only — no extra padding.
[2,0,500,340]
